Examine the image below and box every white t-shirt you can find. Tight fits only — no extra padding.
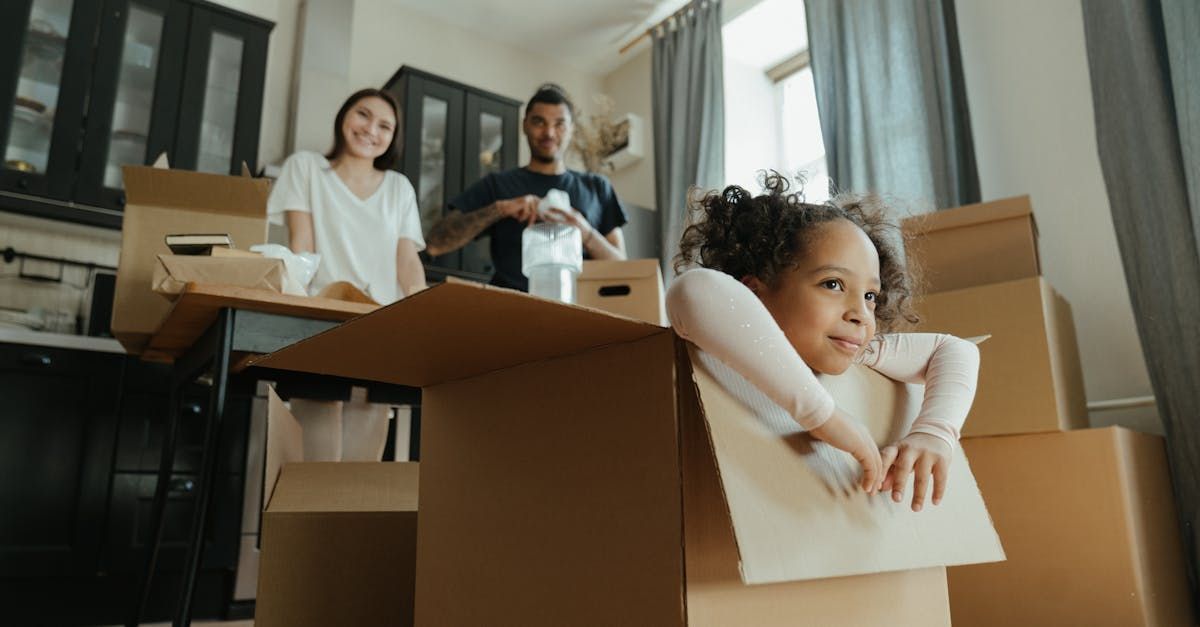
[268,151,425,304]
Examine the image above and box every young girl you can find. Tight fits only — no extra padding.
[270,88,426,304]
[666,176,979,512]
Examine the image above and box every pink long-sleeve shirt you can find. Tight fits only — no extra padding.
[666,268,979,447]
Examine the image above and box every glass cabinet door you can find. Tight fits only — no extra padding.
[103,4,165,188]
[398,75,464,271]
[0,0,97,199]
[461,94,519,278]
[195,31,243,174]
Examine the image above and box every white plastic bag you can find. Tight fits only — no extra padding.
[250,244,321,296]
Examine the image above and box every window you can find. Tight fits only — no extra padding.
[723,0,829,201]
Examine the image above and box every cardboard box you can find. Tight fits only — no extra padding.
[916,276,1088,437]
[256,390,418,627]
[576,258,667,325]
[903,195,1040,294]
[151,254,288,296]
[950,428,1193,626]
[253,281,1003,625]
[113,165,269,354]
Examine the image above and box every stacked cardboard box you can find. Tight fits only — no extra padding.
[904,196,1194,625]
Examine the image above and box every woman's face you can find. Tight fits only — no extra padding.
[340,96,396,161]
[747,219,881,375]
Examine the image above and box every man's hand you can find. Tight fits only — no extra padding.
[542,206,595,242]
[879,433,953,512]
[808,410,882,493]
[498,195,541,226]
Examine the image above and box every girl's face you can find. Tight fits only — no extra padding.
[745,219,880,375]
[340,96,396,161]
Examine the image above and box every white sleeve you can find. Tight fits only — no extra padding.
[267,153,313,218]
[395,175,426,251]
[859,333,981,446]
[666,268,837,431]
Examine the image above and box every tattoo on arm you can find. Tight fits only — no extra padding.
[425,205,503,255]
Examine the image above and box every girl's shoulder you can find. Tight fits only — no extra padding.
[282,150,331,172]
[382,169,416,195]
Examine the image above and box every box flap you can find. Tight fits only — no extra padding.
[264,387,305,510]
[579,258,661,281]
[267,462,418,513]
[687,346,1004,584]
[250,281,666,387]
[123,166,270,217]
[903,195,1036,235]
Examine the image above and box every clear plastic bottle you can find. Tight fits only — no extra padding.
[521,223,583,303]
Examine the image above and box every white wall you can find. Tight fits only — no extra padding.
[603,48,656,210]
[955,0,1160,433]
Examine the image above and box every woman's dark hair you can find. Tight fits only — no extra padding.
[525,83,576,120]
[674,173,920,332]
[326,88,402,170]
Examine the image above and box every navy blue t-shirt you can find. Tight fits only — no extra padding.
[448,167,628,291]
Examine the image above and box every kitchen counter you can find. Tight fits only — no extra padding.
[0,327,126,354]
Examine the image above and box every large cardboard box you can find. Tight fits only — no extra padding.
[256,391,418,626]
[253,281,1004,625]
[113,166,269,354]
[916,276,1089,437]
[950,428,1193,626]
[903,195,1040,294]
[576,258,667,325]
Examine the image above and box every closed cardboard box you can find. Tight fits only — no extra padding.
[576,258,667,325]
[950,428,1193,626]
[904,195,1040,294]
[254,281,1004,626]
[916,276,1088,437]
[113,165,269,354]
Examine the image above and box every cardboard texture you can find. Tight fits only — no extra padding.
[903,195,1040,294]
[257,391,418,627]
[113,165,270,353]
[950,428,1193,627]
[251,281,1002,626]
[916,276,1089,437]
[576,258,668,325]
[151,254,288,296]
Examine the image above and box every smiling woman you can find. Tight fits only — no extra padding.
[268,88,426,306]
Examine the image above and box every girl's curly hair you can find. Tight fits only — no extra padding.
[673,173,920,332]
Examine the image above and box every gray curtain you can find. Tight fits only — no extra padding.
[652,0,724,278]
[1082,0,1200,613]
[805,0,979,209]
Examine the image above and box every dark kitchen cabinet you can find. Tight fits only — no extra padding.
[0,0,272,229]
[384,66,521,282]
[0,342,123,578]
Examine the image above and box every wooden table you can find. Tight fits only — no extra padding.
[131,283,402,626]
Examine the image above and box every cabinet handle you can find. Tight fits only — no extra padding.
[168,478,195,494]
[183,402,203,416]
[17,176,29,190]
[20,353,52,367]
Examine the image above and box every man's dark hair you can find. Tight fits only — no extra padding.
[525,83,575,120]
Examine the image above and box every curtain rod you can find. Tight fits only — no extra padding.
[619,0,710,55]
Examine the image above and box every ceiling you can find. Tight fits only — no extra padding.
[384,0,696,74]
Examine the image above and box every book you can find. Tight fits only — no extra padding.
[165,233,233,256]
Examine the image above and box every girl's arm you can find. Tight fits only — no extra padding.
[860,334,980,447]
[395,237,426,298]
[666,268,836,430]
[285,210,316,254]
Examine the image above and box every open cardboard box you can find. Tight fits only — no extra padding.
[915,276,1089,437]
[576,258,667,325]
[903,194,1040,294]
[112,163,269,354]
[255,389,418,626]
[251,281,1004,625]
[950,428,1193,626]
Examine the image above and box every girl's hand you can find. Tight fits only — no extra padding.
[879,433,953,512]
[808,410,883,493]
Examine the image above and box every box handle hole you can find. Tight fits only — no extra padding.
[597,285,631,297]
